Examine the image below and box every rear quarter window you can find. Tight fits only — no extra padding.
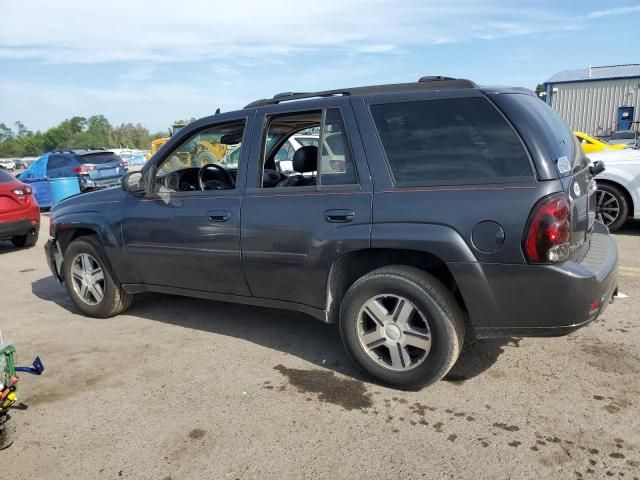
[370,97,534,187]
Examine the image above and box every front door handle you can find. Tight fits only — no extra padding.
[208,210,231,222]
[324,209,355,223]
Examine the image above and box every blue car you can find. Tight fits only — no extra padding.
[19,149,128,192]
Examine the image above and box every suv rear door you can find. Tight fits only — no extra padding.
[76,152,127,183]
[241,98,372,308]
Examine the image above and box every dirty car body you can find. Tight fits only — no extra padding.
[45,77,618,389]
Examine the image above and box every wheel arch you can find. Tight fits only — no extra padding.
[324,248,469,324]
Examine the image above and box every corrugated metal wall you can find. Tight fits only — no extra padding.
[548,78,640,136]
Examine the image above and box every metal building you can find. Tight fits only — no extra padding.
[543,64,640,136]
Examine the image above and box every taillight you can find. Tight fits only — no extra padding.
[73,165,96,173]
[120,161,128,168]
[12,186,32,195]
[523,193,571,264]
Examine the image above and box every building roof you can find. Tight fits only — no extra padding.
[545,64,640,84]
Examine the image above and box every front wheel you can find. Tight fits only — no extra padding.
[63,236,133,318]
[339,266,465,390]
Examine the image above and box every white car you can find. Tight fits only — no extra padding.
[275,134,346,174]
[0,159,16,171]
[588,148,640,232]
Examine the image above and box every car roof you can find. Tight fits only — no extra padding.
[244,76,478,108]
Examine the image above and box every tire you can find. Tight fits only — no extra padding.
[596,183,629,233]
[0,414,15,450]
[339,266,465,390]
[195,151,216,168]
[63,236,133,318]
[11,228,39,248]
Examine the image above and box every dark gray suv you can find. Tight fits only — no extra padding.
[45,77,618,389]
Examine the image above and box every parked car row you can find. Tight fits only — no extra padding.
[0,159,16,171]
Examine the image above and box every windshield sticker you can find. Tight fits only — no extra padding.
[557,156,571,174]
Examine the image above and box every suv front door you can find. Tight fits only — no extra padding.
[120,113,254,295]
[241,99,372,309]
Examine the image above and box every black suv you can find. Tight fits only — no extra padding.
[45,77,618,389]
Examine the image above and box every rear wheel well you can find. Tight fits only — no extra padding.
[325,249,468,323]
[596,179,634,218]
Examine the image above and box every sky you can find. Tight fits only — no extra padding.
[1,0,639,133]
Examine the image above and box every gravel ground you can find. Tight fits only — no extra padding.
[1,215,639,480]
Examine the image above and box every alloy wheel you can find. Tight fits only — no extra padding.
[595,189,620,226]
[70,253,105,306]
[356,294,432,372]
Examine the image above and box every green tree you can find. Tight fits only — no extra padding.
[0,123,13,142]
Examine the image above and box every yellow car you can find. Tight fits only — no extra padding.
[574,132,627,154]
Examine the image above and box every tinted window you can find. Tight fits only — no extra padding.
[501,93,578,175]
[77,152,121,165]
[319,108,357,186]
[47,155,72,170]
[371,97,533,186]
[0,169,15,183]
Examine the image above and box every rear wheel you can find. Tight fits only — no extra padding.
[595,183,629,232]
[11,228,39,248]
[339,266,465,390]
[63,236,133,318]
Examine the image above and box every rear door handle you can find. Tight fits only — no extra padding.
[208,210,231,222]
[324,209,355,223]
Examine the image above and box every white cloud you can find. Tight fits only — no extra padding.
[586,5,640,19]
[0,0,579,64]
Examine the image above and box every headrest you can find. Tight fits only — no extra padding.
[293,145,318,173]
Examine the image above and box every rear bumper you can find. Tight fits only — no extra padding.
[79,175,122,191]
[44,237,64,282]
[0,218,38,239]
[450,221,618,338]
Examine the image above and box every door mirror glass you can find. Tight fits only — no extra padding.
[122,171,144,193]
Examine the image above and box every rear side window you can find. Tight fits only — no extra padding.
[371,97,534,187]
[76,153,121,165]
[0,169,14,183]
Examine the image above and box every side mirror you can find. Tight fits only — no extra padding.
[589,160,605,177]
[121,171,145,193]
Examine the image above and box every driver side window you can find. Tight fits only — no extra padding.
[155,121,245,191]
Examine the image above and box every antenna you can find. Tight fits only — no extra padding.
[215,108,221,115]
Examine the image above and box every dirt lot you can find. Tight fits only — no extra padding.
[1,215,639,480]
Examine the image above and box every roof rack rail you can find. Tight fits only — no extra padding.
[244,77,476,109]
[245,90,350,109]
[419,75,456,82]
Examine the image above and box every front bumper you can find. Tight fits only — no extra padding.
[0,219,38,239]
[45,237,64,282]
[450,221,618,338]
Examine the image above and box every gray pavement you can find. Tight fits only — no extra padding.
[1,215,638,479]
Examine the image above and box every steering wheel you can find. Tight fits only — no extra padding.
[197,163,235,191]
